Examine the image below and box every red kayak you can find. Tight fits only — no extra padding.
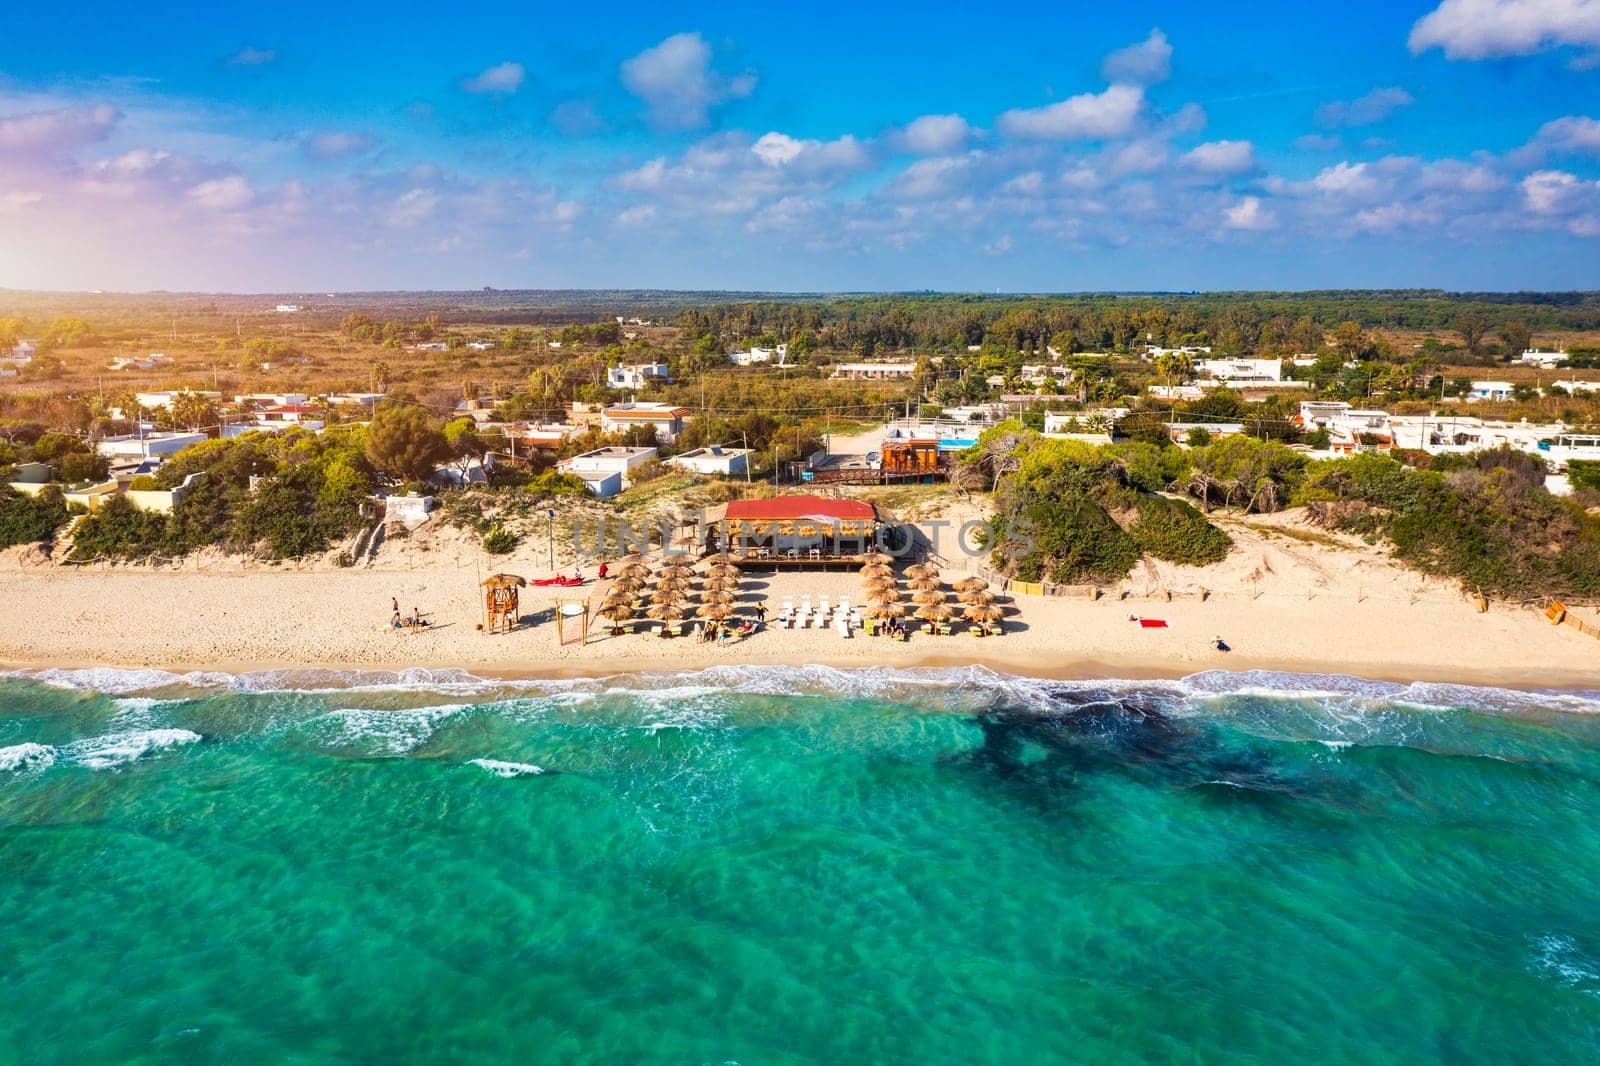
[531,576,585,587]
[1139,619,1169,628]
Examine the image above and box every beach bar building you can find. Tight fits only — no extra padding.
[711,495,898,563]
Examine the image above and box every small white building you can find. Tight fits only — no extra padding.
[606,363,673,390]
[3,341,36,364]
[558,446,658,498]
[668,445,750,478]
[467,341,495,350]
[96,432,208,462]
[1465,381,1514,403]
[728,344,787,367]
[1147,384,1204,401]
[1144,344,1212,361]
[601,402,689,443]
[1517,348,1568,368]
[1197,358,1283,384]
[1551,380,1600,395]
[134,390,222,411]
[830,361,917,381]
[275,304,302,313]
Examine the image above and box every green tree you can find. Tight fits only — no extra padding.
[170,391,219,431]
[1498,321,1532,362]
[1455,313,1490,356]
[365,404,450,481]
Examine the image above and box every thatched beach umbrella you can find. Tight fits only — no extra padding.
[646,603,687,621]
[701,589,738,605]
[953,576,988,592]
[862,549,894,564]
[907,577,943,593]
[915,604,954,622]
[655,576,693,592]
[703,551,735,565]
[863,574,899,590]
[696,603,734,620]
[705,562,741,578]
[911,590,947,606]
[866,590,902,606]
[868,603,907,619]
[650,589,690,605]
[958,589,998,606]
[964,604,1004,623]
[859,561,894,576]
[702,575,740,593]
[598,603,636,624]
[617,561,651,576]
[905,563,940,579]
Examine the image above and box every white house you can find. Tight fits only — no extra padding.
[728,344,788,367]
[3,341,36,364]
[1552,380,1600,395]
[668,445,750,478]
[467,341,495,350]
[1144,345,1211,361]
[558,446,658,498]
[1197,358,1283,384]
[601,402,689,443]
[1147,384,1204,401]
[1466,381,1514,403]
[96,431,208,462]
[830,361,917,381]
[134,390,222,411]
[606,363,672,390]
[1517,348,1568,368]
[238,392,310,407]
[274,304,302,313]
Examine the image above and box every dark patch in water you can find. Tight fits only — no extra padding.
[953,685,1304,804]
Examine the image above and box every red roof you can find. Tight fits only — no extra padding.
[725,496,875,521]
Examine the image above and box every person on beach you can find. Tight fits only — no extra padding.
[391,610,403,630]
[598,562,608,580]
[755,601,767,624]
[411,607,426,628]
[392,597,399,614]
[1212,636,1231,652]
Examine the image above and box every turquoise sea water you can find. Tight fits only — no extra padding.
[4,665,1600,1064]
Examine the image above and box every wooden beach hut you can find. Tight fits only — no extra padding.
[480,573,526,634]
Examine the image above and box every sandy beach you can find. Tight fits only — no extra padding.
[2,511,1594,689]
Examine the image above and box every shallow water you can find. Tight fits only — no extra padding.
[4,665,1600,1063]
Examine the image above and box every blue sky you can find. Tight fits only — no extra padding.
[0,0,1597,292]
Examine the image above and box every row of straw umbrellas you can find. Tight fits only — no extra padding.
[858,553,1004,630]
[595,553,744,634]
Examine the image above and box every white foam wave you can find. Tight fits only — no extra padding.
[1532,934,1600,995]
[64,728,201,769]
[8,663,1599,724]
[0,742,56,774]
[310,704,467,756]
[469,758,545,778]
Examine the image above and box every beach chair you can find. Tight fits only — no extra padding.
[838,596,850,614]
[818,595,830,615]
[799,595,812,615]
[781,597,794,614]
[835,617,851,638]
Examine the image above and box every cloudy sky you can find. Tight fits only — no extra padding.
[1,0,1597,292]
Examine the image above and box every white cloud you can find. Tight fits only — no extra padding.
[886,153,979,199]
[225,46,276,67]
[896,114,973,155]
[621,32,756,130]
[617,204,657,226]
[1522,168,1587,211]
[1223,196,1274,230]
[1003,171,1044,195]
[188,175,253,211]
[1315,87,1415,128]
[0,104,118,154]
[386,187,438,227]
[304,130,375,159]
[462,61,525,95]
[997,84,1144,140]
[1409,0,1600,61]
[1532,114,1600,154]
[752,132,804,166]
[1312,161,1380,196]
[1182,139,1257,176]
[1102,29,1173,85]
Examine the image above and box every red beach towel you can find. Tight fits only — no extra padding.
[1139,619,1169,628]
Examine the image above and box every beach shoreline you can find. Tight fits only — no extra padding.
[5,511,1596,696]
